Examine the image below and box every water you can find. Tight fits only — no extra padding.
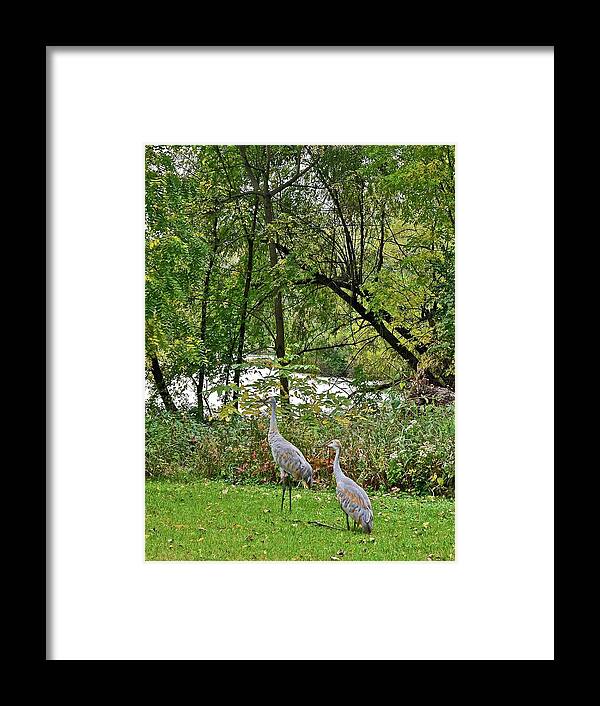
[146,358,386,415]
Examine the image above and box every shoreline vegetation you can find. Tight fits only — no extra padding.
[146,395,454,497]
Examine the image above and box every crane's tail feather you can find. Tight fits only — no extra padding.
[361,511,374,533]
[301,464,313,488]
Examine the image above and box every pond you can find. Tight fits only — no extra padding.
[146,357,389,415]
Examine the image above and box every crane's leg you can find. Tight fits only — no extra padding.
[281,477,286,512]
[289,476,292,512]
[345,513,350,530]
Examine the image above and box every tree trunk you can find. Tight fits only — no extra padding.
[150,355,178,413]
[233,230,255,410]
[197,218,219,421]
[238,146,290,403]
[221,336,237,405]
[196,374,204,420]
[264,193,289,402]
[237,146,320,403]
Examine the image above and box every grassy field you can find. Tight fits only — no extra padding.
[145,478,455,561]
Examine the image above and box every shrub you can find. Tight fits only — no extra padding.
[145,394,455,496]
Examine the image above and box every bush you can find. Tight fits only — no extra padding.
[145,394,455,496]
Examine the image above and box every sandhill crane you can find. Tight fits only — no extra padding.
[268,396,313,511]
[327,439,373,533]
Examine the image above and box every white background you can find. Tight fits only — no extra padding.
[48,47,554,660]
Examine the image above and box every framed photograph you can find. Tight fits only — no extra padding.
[144,143,456,561]
[48,46,554,660]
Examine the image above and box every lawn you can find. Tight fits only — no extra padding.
[145,478,455,561]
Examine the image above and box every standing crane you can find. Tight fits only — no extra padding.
[327,439,373,533]
[268,396,313,511]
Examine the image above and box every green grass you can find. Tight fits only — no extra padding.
[145,478,455,561]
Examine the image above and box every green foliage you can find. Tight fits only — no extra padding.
[382,399,455,495]
[315,346,349,376]
[145,144,455,413]
[145,396,455,497]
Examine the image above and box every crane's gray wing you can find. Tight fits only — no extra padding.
[336,476,373,530]
[338,476,372,510]
[269,434,313,484]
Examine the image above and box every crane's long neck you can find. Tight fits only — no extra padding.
[333,448,344,481]
[269,400,279,435]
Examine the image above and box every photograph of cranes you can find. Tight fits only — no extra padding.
[145,145,455,560]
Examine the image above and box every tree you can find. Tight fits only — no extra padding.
[145,144,455,417]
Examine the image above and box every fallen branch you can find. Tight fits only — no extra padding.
[304,520,343,531]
